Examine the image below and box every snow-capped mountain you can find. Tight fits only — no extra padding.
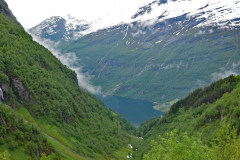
[29,14,132,42]
[29,15,92,41]
[31,0,240,42]
[133,0,240,28]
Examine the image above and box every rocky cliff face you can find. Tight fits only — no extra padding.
[10,77,33,104]
[0,76,33,107]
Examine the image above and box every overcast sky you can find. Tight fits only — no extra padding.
[5,0,149,29]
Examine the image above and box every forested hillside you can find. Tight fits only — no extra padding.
[0,0,135,159]
[0,104,56,160]
[134,75,240,159]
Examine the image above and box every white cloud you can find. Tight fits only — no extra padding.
[211,70,238,82]
[196,79,207,88]
[194,30,206,37]
[232,61,240,69]
[5,0,149,28]
[132,30,146,37]
[140,18,158,27]
[30,33,101,94]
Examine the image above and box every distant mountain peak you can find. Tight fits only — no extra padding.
[29,15,91,41]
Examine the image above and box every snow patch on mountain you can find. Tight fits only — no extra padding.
[31,16,61,36]
[30,15,132,41]
[133,0,240,28]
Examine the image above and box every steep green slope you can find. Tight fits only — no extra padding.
[0,104,55,160]
[0,1,135,159]
[134,75,240,159]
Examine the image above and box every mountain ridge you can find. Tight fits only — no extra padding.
[29,16,91,41]
[0,0,18,24]
[30,0,240,43]
[132,0,240,28]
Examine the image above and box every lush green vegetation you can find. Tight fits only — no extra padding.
[143,130,209,160]
[0,104,55,159]
[134,75,240,159]
[0,1,136,159]
[144,123,240,160]
[153,99,179,112]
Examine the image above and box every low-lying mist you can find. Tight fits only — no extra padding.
[30,34,101,94]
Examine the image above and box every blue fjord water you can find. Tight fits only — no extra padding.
[97,95,164,127]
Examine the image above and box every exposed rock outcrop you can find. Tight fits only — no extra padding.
[10,77,33,104]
